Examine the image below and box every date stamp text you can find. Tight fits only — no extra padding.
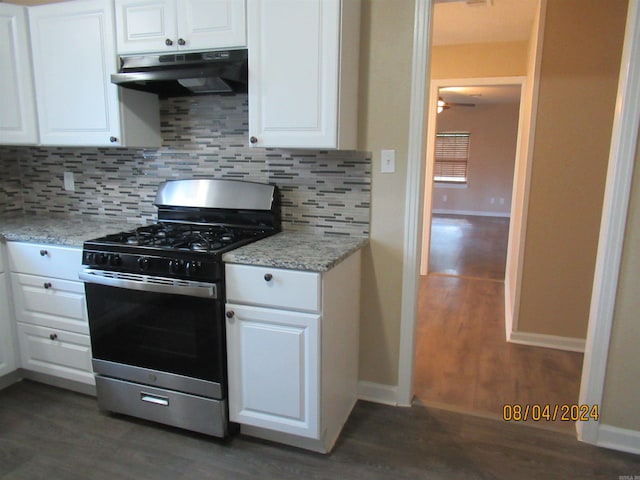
[503,404,599,422]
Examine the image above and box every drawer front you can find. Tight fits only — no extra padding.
[226,264,320,312]
[16,322,94,385]
[8,242,82,281]
[95,376,228,437]
[11,273,88,334]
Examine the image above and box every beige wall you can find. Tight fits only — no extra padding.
[357,0,414,386]
[506,2,544,331]
[431,102,519,215]
[516,0,628,338]
[600,125,640,430]
[431,41,528,79]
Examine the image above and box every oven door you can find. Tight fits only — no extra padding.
[80,269,225,399]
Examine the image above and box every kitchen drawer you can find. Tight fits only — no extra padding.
[16,322,94,386]
[8,242,82,281]
[225,264,320,312]
[11,273,88,334]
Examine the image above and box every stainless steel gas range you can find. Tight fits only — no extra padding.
[79,179,281,437]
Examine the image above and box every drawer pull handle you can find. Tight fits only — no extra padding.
[264,273,273,282]
[43,282,52,289]
[141,393,169,406]
[49,333,58,340]
[226,310,235,319]
[40,249,48,256]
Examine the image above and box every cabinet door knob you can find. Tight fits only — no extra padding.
[264,273,273,282]
[43,282,52,289]
[165,38,173,46]
[39,249,48,256]
[250,136,258,144]
[49,333,58,340]
[109,136,118,143]
[178,38,186,46]
[225,310,235,319]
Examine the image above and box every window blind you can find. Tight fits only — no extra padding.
[434,132,470,183]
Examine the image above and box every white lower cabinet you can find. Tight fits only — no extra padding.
[225,250,361,453]
[226,304,320,439]
[16,323,93,385]
[0,246,17,379]
[7,242,94,388]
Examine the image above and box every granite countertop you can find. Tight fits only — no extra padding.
[0,216,367,272]
[0,215,132,248]
[222,232,368,272]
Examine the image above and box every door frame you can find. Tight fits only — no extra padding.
[577,0,640,452]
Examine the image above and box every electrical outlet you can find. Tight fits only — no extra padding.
[63,171,75,192]
[381,149,395,173]
[499,197,505,205]
[490,197,495,204]
[442,194,447,202]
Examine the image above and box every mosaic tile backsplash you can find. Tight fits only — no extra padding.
[0,94,371,237]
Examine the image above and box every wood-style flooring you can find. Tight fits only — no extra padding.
[415,214,584,432]
[428,214,510,280]
[1,380,639,479]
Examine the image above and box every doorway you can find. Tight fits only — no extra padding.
[411,1,584,430]
[424,82,521,280]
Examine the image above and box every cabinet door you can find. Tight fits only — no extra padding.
[226,304,320,439]
[29,0,122,146]
[16,322,94,385]
[115,0,177,54]
[0,3,38,145]
[247,0,340,148]
[177,0,246,51]
[0,273,17,377]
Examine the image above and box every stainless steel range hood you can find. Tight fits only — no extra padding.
[111,49,247,96]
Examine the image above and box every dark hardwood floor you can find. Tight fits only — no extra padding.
[1,380,639,479]
[416,214,584,432]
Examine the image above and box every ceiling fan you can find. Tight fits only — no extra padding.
[437,96,476,113]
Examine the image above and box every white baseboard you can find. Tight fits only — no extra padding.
[596,424,640,455]
[432,209,511,218]
[508,331,586,352]
[357,381,401,406]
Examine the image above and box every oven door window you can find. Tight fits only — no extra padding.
[85,283,224,383]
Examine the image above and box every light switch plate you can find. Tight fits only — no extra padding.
[63,171,75,192]
[381,149,395,173]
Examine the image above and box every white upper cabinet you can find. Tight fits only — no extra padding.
[247,0,360,149]
[0,3,38,145]
[115,0,246,54]
[28,0,161,147]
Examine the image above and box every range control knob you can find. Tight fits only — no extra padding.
[97,253,108,265]
[109,254,121,266]
[84,252,95,264]
[169,259,184,273]
[186,261,201,276]
[138,257,150,271]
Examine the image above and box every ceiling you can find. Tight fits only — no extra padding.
[439,84,522,105]
[432,0,539,46]
[433,0,539,105]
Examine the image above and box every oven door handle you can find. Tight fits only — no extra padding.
[78,270,218,299]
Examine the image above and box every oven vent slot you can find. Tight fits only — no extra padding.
[144,276,196,288]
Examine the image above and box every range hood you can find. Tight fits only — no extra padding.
[111,49,247,96]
